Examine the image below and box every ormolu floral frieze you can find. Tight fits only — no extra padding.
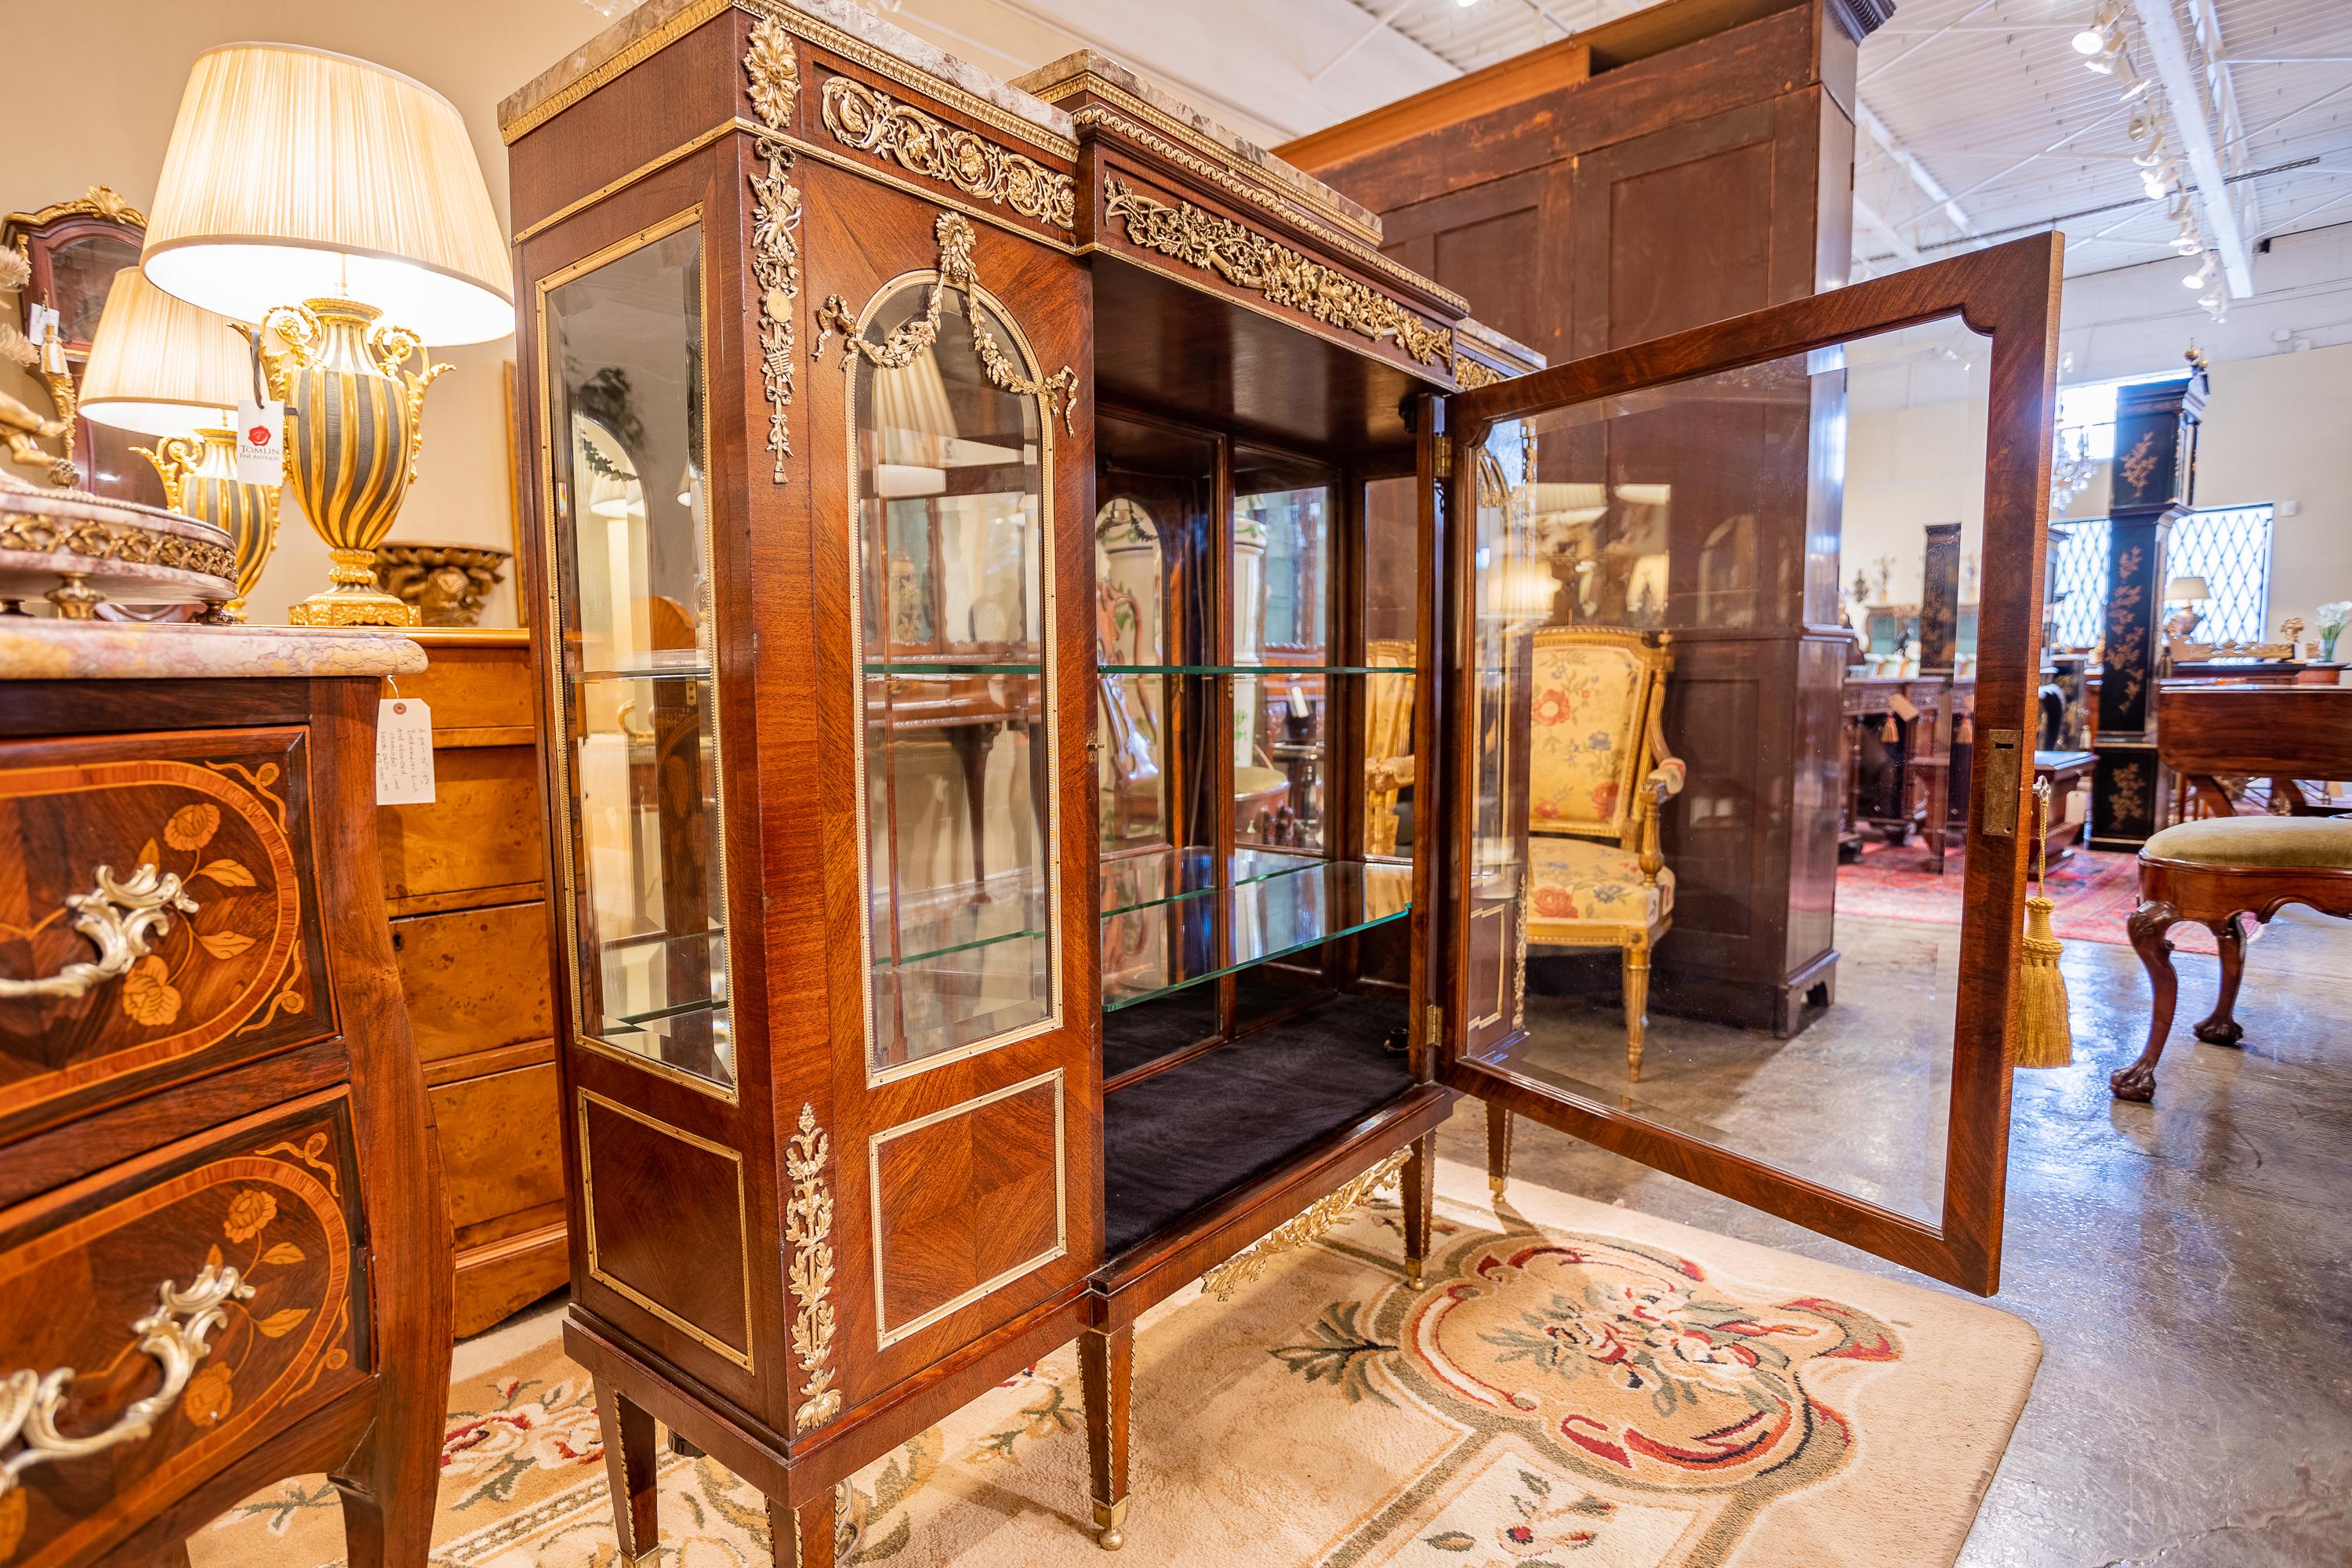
[746,18,804,484]
[1102,178,1453,368]
[785,1104,841,1432]
[823,77,1076,231]
[1455,358,1507,390]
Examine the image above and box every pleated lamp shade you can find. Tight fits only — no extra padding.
[141,42,513,345]
[78,269,255,437]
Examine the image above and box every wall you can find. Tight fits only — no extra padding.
[2,0,600,626]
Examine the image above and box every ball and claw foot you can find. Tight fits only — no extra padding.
[1094,1500,1127,1552]
[2109,1062,2156,1103]
[2193,1018,2245,1047]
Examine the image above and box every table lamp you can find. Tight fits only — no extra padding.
[77,268,280,620]
[2163,574,2210,641]
[140,43,513,626]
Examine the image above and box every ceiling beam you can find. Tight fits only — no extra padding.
[1855,97,1976,240]
[2130,0,2254,297]
[1309,0,1421,85]
[1854,196,1924,267]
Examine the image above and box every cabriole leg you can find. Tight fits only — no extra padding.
[1080,1324,1134,1551]
[2111,899,2182,1102]
[1484,1099,1513,1199]
[591,1381,660,1563]
[2193,913,2249,1045]
[1402,1129,1437,1288]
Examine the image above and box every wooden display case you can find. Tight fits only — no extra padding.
[499,2,2063,1558]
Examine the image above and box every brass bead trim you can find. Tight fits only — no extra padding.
[501,0,734,143]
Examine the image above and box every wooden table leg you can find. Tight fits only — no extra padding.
[771,1489,838,1568]
[588,1381,660,1561]
[1402,1129,1438,1287]
[2111,899,2183,1102]
[1484,1101,1513,1199]
[2193,913,2249,1045]
[1081,1325,1134,1551]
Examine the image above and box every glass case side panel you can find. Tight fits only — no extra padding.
[1232,457,1334,866]
[1095,497,1171,854]
[854,284,1059,1076]
[542,218,735,1092]
[1461,426,1540,1054]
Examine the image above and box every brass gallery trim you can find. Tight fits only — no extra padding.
[1065,100,1468,319]
[1100,177,1454,368]
[866,1068,1069,1350]
[786,1103,842,1431]
[512,119,752,247]
[535,205,742,1110]
[576,1088,757,1370]
[1199,1146,1407,1301]
[502,0,734,143]
[822,75,1076,230]
[1033,71,1381,250]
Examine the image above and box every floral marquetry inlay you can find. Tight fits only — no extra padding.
[1102,176,1454,368]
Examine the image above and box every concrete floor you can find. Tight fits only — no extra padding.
[1453,906,2352,1566]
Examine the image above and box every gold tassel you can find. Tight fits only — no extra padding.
[1881,713,1901,742]
[2015,777,2074,1068]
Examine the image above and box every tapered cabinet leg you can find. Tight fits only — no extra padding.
[1401,1130,1437,1289]
[1484,1100,1513,1199]
[2111,899,2182,1102]
[1622,943,1652,1083]
[333,1385,444,1568]
[2194,913,2249,1045]
[769,1490,839,1568]
[593,1381,660,1563]
[1080,1325,1134,1551]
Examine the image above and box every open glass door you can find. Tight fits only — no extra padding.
[1436,235,2062,1295]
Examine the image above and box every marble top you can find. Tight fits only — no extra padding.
[1458,316,1545,372]
[0,622,428,682]
[500,0,1075,145]
[1014,51,1382,242]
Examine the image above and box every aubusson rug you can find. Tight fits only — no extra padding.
[191,1156,2039,1568]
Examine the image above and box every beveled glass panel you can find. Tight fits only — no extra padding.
[852,284,1057,1074]
[543,220,733,1091]
[1097,497,1169,851]
[1364,475,1420,861]
[1465,315,1998,1224]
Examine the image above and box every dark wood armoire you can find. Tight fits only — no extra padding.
[1280,0,1892,1033]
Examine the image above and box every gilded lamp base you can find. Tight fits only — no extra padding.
[288,546,422,626]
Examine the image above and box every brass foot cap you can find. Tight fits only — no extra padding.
[1098,1527,1125,1552]
[1404,1262,1423,1289]
[1489,1177,1508,1196]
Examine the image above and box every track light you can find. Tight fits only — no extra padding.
[2072,25,2105,53]
[2182,254,2215,288]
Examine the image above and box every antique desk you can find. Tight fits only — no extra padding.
[2034,750,2095,862]
[1842,673,1977,868]
[0,621,448,1568]
[497,1,2063,1559]
[2159,683,2352,821]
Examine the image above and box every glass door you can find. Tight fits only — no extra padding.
[1437,235,2063,1295]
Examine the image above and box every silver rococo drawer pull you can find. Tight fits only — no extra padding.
[0,864,199,1002]
[0,1262,255,1497]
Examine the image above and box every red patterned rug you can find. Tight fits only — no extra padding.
[1837,839,2216,953]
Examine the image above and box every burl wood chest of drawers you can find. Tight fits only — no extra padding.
[376,629,565,1338]
[0,622,449,1568]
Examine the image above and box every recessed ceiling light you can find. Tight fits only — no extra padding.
[2072,27,2105,54]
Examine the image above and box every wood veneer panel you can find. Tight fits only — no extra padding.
[376,746,544,904]
[433,1062,565,1232]
[389,900,554,1064]
[871,1076,1062,1342]
[579,1092,750,1361]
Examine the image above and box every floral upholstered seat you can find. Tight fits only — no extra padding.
[1530,836,1676,925]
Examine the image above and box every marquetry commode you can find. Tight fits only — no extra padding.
[497,1,2063,1561]
[0,621,451,1567]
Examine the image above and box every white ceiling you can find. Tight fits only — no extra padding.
[868,0,2352,303]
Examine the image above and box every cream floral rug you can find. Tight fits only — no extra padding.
[192,1156,2038,1567]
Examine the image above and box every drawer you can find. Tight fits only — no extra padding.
[0,728,335,1141]
[376,743,543,907]
[0,1091,368,1566]
[430,1060,564,1232]
[389,901,553,1064]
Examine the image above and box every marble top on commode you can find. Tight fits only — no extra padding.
[0,621,427,681]
[500,0,1075,143]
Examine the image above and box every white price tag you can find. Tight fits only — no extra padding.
[236,398,286,485]
[26,304,58,347]
[376,699,437,805]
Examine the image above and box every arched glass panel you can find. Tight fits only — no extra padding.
[851,281,1058,1076]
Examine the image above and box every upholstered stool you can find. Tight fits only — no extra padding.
[2111,817,2352,1102]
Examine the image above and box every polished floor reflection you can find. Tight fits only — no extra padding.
[1461,906,2352,1566]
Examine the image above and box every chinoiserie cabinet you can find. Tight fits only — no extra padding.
[376,628,568,1336]
[499,1,2064,1561]
[0,622,451,1567]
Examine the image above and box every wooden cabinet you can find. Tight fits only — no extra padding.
[497,2,2058,1558]
[1279,0,1885,1035]
[376,629,565,1338]
[0,622,448,1566]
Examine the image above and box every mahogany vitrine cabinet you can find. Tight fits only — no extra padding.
[499,2,2061,1560]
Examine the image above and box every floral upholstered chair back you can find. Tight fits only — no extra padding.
[1528,628,1674,851]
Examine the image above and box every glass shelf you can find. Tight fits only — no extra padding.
[862,660,1044,676]
[1098,662,1417,677]
[1100,858,1411,1011]
[578,646,715,683]
[872,884,1051,971]
[1099,845,1325,920]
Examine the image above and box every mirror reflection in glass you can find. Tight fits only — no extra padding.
[544,221,733,1091]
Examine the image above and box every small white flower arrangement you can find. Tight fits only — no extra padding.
[2316,601,2352,661]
